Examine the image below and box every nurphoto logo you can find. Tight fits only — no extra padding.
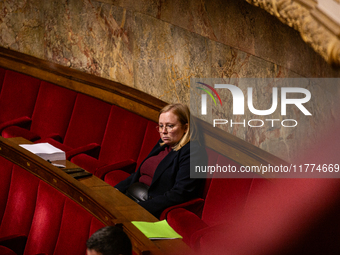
[195,80,312,128]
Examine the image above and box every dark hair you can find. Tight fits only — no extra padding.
[86,226,132,255]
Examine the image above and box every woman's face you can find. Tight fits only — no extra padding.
[158,111,188,147]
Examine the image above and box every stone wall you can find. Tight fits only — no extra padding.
[0,0,339,161]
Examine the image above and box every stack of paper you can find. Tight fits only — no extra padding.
[131,220,182,240]
[19,143,66,161]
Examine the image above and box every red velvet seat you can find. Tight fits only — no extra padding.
[158,147,219,220]
[0,67,6,93]
[166,151,270,248]
[104,120,160,186]
[0,246,17,255]
[192,178,340,255]
[71,105,150,178]
[0,157,106,255]
[40,93,111,160]
[2,81,77,142]
[0,70,40,135]
[0,164,40,240]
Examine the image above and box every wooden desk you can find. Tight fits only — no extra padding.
[1,137,192,255]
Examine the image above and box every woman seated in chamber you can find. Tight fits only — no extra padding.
[115,103,207,218]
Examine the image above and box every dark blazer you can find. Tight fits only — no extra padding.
[115,139,207,218]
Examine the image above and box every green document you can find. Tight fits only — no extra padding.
[131,220,183,240]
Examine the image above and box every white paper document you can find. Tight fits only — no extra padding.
[19,143,66,161]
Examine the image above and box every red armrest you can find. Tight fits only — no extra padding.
[95,159,137,179]
[104,170,131,187]
[0,116,31,133]
[190,223,231,251]
[0,245,17,255]
[45,133,63,143]
[0,234,27,255]
[159,198,205,220]
[166,208,209,246]
[66,143,101,160]
[1,126,41,141]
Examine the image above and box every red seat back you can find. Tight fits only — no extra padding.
[98,105,149,165]
[103,120,160,186]
[0,157,106,255]
[0,70,40,124]
[30,82,77,141]
[201,154,254,226]
[0,165,40,239]
[0,67,6,95]
[63,93,111,148]
[0,157,13,224]
[136,120,160,169]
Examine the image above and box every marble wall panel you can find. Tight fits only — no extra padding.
[132,12,211,104]
[0,0,44,58]
[96,0,161,18]
[96,0,340,78]
[43,0,134,86]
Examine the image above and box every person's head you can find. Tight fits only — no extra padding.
[157,103,191,151]
[86,226,132,255]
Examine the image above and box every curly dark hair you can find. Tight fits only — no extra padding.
[86,226,132,255]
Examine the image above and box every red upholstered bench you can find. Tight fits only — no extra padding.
[165,148,271,249]
[70,106,158,179]
[0,68,160,182]
[3,48,340,255]
[2,81,77,143]
[0,156,105,255]
[0,70,41,136]
[0,67,5,91]
[38,92,111,160]
[0,245,17,255]
[104,120,160,186]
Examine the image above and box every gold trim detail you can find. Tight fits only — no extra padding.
[246,0,340,67]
